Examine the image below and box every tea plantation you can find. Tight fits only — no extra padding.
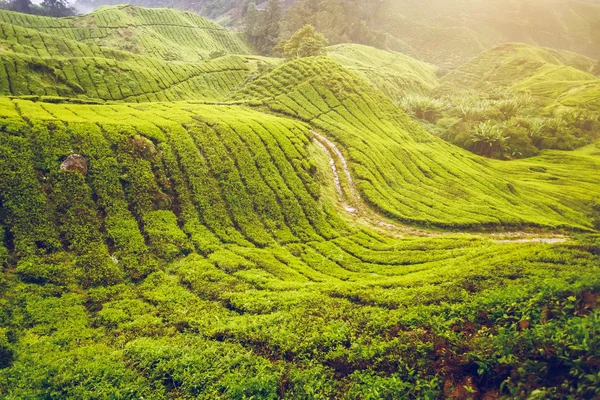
[0,6,599,399]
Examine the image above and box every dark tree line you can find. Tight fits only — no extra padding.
[1,0,76,17]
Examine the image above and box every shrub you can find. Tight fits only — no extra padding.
[75,243,123,287]
[469,121,508,158]
[143,210,193,261]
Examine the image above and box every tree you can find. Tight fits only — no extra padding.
[496,99,520,121]
[469,121,508,158]
[244,0,281,55]
[41,0,75,17]
[264,0,281,50]
[9,0,32,13]
[275,24,328,59]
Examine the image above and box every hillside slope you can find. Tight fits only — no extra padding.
[0,6,599,399]
[438,43,600,110]
[376,0,600,69]
[235,56,600,229]
[0,5,250,62]
[327,44,439,99]
[0,6,259,101]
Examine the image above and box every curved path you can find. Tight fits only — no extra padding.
[311,130,569,243]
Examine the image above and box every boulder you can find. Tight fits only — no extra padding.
[60,154,87,175]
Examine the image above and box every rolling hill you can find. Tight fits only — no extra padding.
[0,5,250,61]
[437,43,600,110]
[70,0,600,71]
[376,0,600,69]
[0,6,599,399]
[327,43,439,99]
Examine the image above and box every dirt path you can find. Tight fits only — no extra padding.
[312,130,441,237]
[311,130,570,243]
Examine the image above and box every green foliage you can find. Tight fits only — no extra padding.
[143,210,193,261]
[278,0,385,50]
[236,56,600,230]
[244,0,281,55]
[3,237,599,398]
[40,0,75,17]
[276,24,328,60]
[402,88,600,159]
[0,7,599,399]
[0,5,250,62]
[124,336,279,398]
[469,120,508,158]
[328,44,439,99]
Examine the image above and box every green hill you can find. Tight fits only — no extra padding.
[235,56,600,229]
[327,43,439,99]
[1,90,599,400]
[376,0,600,69]
[0,6,259,101]
[0,5,250,62]
[0,7,599,399]
[69,0,600,71]
[438,43,596,93]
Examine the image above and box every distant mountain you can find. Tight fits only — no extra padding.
[376,0,600,69]
[74,0,245,23]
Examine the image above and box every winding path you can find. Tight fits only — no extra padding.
[311,130,569,243]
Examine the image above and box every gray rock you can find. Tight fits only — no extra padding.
[60,154,87,175]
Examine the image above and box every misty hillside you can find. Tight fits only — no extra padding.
[73,0,600,69]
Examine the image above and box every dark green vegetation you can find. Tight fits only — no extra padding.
[0,5,599,399]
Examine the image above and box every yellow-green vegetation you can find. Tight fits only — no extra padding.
[0,6,599,400]
[0,5,255,102]
[0,5,250,61]
[235,56,600,230]
[438,43,597,105]
[328,44,439,99]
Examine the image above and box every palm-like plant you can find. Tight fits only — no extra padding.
[528,118,548,148]
[398,95,447,122]
[470,121,508,158]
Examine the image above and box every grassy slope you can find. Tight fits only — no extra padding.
[0,5,250,61]
[0,96,599,398]
[0,7,257,101]
[327,43,439,100]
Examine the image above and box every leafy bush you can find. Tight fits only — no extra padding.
[143,210,193,261]
[276,24,328,60]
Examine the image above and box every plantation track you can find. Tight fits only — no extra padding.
[313,129,576,243]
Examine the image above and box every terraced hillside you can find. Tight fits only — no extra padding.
[1,97,599,399]
[0,6,599,399]
[328,44,439,100]
[0,6,258,101]
[235,57,600,230]
[438,43,600,110]
[0,5,250,61]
